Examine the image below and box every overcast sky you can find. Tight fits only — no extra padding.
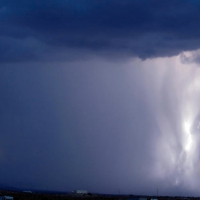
[1,0,200,196]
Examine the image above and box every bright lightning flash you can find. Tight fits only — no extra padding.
[183,121,192,152]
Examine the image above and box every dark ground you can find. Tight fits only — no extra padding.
[1,190,200,200]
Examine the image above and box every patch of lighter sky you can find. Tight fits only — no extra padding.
[128,54,200,190]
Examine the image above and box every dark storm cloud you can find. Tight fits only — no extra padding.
[1,0,200,62]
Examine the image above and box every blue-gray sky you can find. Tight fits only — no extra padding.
[1,0,200,196]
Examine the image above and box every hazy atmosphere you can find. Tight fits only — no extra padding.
[1,0,200,196]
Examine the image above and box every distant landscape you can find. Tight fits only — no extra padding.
[1,190,200,200]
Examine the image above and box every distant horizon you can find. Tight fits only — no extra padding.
[0,186,198,198]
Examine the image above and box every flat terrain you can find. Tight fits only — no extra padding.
[1,191,200,200]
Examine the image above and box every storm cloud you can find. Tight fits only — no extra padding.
[1,0,200,62]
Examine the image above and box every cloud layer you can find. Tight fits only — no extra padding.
[1,0,200,62]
